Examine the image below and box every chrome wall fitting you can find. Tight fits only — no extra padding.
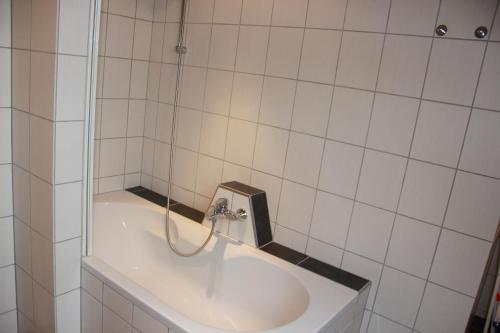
[436,24,448,36]
[475,26,488,39]
[175,44,188,54]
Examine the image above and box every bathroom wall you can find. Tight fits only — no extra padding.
[137,0,500,332]
[10,0,93,331]
[93,0,158,194]
[0,0,17,331]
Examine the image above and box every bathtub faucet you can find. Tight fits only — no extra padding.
[207,198,247,222]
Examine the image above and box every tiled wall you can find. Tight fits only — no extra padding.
[10,0,93,331]
[93,0,157,193]
[0,0,17,331]
[133,0,500,332]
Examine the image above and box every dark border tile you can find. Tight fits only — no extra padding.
[221,181,264,196]
[260,242,308,264]
[170,203,205,223]
[299,257,370,292]
[250,192,273,247]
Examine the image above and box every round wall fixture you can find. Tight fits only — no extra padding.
[436,24,448,36]
[475,26,488,39]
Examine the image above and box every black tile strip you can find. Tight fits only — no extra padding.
[260,242,308,264]
[250,192,273,247]
[169,203,205,223]
[299,257,370,292]
[221,181,264,196]
[126,186,145,193]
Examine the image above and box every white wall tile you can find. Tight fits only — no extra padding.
[55,121,84,183]
[306,239,343,267]
[179,66,206,110]
[172,148,198,191]
[328,87,374,146]
[241,0,273,25]
[344,0,391,33]
[195,155,223,197]
[346,202,394,262]
[133,21,153,61]
[158,64,177,104]
[445,171,500,241]
[387,0,440,36]
[386,215,440,278]
[184,24,211,67]
[82,290,103,333]
[128,101,146,137]
[174,108,202,151]
[29,116,54,183]
[306,0,347,29]
[299,29,341,85]
[152,142,171,181]
[235,26,269,74]
[103,285,133,322]
[272,0,308,27]
[0,217,14,267]
[0,108,11,164]
[460,109,500,178]
[318,141,363,198]
[423,39,485,106]
[0,0,11,47]
[475,43,500,111]
[411,101,470,167]
[398,160,454,225]
[12,110,29,169]
[14,219,32,274]
[13,166,30,225]
[58,0,91,55]
[284,132,324,187]
[33,281,55,332]
[103,306,132,332]
[260,76,296,128]
[374,267,425,327]
[266,27,303,79]
[56,289,80,332]
[209,25,239,71]
[222,162,251,184]
[30,52,56,120]
[82,269,103,301]
[149,23,165,62]
[430,229,490,296]
[291,81,333,137]
[126,138,143,174]
[277,181,315,234]
[187,0,214,23]
[336,32,384,90]
[100,138,126,177]
[253,125,289,176]
[56,55,87,121]
[12,0,30,49]
[309,191,352,248]
[357,150,406,211]
[108,0,137,17]
[133,306,169,333]
[437,0,497,39]
[204,69,233,116]
[415,283,474,333]
[377,35,431,98]
[0,49,11,108]
[31,232,54,293]
[103,58,132,98]
[213,0,242,24]
[0,266,17,314]
[492,11,500,41]
[54,181,82,242]
[130,61,149,99]
[16,266,34,320]
[31,0,58,52]
[366,94,419,156]
[274,224,308,252]
[341,252,382,309]
[30,175,53,240]
[199,113,228,159]
[367,313,411,333]
[12,50,30,112]
[230,73,263,122]
[106,14,135,58]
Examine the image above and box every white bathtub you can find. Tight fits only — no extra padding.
[83,191,362,333]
